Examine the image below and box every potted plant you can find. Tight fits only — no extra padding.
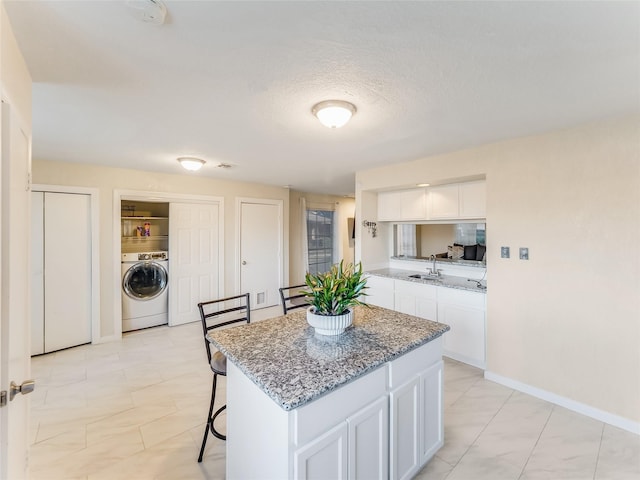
[303,260,368,335]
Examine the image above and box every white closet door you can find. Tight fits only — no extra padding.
[240,202,281,310]
[30,192,45,355]
[44,192,92,352]
[169,202,221,326]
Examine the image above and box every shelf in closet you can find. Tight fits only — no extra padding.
[121,235,169,241]
[121,216,169,220]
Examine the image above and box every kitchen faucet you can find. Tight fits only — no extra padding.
[428,254,441,277]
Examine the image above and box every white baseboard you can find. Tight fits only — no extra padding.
[484,370,640,436]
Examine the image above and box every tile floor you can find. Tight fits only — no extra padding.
[29,321,639,480]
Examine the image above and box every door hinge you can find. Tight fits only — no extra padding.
[0,391,7,407]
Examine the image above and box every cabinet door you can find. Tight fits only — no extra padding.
[348,397,388,480]
[366,275,395,309]
[394,292,416,316]
[415,296,437,322]
[390,376,420,480]
[428,184,459,219]
[394,280,437,321]
[399,189,426,220]
[420,361,444,463]
[378,189,426,221]
[459,181,486,218]
[377,191,403,221]
[294,422,348,480]
[438,301,485,368]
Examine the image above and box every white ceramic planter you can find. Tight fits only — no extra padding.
[306,307,353,336]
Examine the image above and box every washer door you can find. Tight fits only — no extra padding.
[123,261,168,300]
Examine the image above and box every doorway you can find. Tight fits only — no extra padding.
[114,190,224,335]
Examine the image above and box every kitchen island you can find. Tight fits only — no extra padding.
[207,305,450,480]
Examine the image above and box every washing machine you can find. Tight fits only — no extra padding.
[122,251,169,332]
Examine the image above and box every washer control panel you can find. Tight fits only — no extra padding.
[122,251,168,262]
[138,251,167,261]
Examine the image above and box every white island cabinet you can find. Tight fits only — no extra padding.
[209,306,449,480]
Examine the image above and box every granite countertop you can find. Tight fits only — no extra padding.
[367,268,487,292]
[207,305,449,411]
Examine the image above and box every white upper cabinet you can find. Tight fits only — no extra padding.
[428,181,486,220]
[427,184,460,219]
[377,181,485,222]
[378,188,427,221]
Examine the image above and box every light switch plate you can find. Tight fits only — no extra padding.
[501,246,510,258]
[519,247,529,260]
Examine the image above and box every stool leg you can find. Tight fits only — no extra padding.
[198,373,218,462]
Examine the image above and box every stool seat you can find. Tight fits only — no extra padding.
[210,351,227,375]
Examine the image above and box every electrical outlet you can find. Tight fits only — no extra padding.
[501,246,510,259]
[519,247,529,260]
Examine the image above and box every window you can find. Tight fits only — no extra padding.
[306,209,334,274]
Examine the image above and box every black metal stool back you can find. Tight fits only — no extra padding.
[278,284,309,314]
[197,293,250,462]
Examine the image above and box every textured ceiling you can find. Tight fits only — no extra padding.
[4,1,639,195]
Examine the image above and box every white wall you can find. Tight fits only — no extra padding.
[356,116,640,425]
[32,160,290,339]
[1,4,31,127]
[289,190,355,284]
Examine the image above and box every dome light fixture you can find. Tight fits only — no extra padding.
[312,100,357,128]
[178,157,206,171]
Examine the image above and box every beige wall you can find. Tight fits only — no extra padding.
[33,160,290,339]
[418,224,456,257]
[356,116,640,424]
[1,4,32,127]
[289,190,355,284]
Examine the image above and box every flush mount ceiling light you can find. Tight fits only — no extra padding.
[178,157,205,171]
[125,0,167,25]
[312,100,357,128]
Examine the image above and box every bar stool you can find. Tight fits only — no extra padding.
[278,284,309,314]
[197,293,250,462]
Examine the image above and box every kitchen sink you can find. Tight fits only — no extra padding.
[408,274,440,281]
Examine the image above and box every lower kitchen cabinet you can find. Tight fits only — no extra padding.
[294,422,348,479]
[366,275,395,309]
[348,396,389,479]
[367,275,487,369]
[394,280,437,321]
[226,337,444,479]
[438,287,486,368]
[390,376,420,480]
[420,361,444,463]
[295,396,389,480]
[390,346,444,480]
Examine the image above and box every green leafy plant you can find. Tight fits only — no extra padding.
[304,260,368,316]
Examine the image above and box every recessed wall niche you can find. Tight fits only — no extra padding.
[394,223,486,259]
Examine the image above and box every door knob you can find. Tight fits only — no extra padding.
[242,261,247,265]
[9,380,35,401]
